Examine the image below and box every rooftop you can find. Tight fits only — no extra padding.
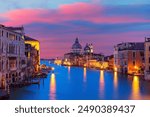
[116,42,144,51]
[24,36,39,42]
[72,38,82,49]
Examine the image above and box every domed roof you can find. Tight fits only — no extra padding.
[72,38,82,49]
[84,43,91,51]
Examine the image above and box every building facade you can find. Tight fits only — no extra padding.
[0,24,26,89]
[114,42,144,75]
[144,37,150,80]
[63,38,107,68]
[25,36,40,73]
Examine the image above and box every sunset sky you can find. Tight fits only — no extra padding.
[0,0,150,58]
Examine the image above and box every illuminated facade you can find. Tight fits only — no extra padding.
[25,36,40,72]
[0,24,26,89]
[86,60,108,69]
[64,38,106,68]
[54,58,62,65]
[105,55,114,70]
[114,42,144,74]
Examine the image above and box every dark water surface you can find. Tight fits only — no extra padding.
[9,61,150,100]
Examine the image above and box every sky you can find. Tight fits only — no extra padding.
[0,0,150,58]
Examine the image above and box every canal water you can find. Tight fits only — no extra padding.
[9,60,150,100]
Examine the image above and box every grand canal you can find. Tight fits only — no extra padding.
[10,61,150,100]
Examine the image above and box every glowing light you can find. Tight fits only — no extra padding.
[114,67,117,72]
[52,67,55,71]
[50,73,56,100]
[63,60,71,66]
[54,59,62,65]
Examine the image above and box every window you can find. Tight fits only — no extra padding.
[133,61,135,66]
[149,46,150,51]
[149,57,150,63]
[2,31,3,36]
[124,61,127,65]
[133,52,136,58]
[7,32,9,38]
[140,52,144,56]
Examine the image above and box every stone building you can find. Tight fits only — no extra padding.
[114,42,144,74]
[0,24,26,89]
[24,36,40,73]
[144,37,150,80]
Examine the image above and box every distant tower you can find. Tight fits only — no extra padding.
[84,43,93,54]
[89,44,93,53]
[71,38,82,54]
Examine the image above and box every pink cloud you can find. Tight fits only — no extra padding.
[0,2,149,26]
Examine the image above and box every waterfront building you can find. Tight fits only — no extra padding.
[63,38,107,68]
[105,55,114,70]
[144,37,150,80]
[114,42,144,74]
[24,36,40,72]
[86,59,108,69]
[0,24,26,89]
[25,44,34,78]
[54,58,62,65]
[64,38,83,66]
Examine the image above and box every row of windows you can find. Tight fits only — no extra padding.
[0,30,22,41]
[0,58,25,72]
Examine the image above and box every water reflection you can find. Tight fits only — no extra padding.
[114,72,118,89]
[50,73,56,100]
[131,76,141,99]
[83,67,87,83]
[99,70,104,97]
[68,66,71,80]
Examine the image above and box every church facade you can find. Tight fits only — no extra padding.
[63,38,107,68]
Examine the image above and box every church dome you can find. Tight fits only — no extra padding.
[84,43,93,54]
[72,38,82,49]
[84,43,91,51]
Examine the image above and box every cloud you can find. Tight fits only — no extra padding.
[0,2,150,26]
[0,2,150,58]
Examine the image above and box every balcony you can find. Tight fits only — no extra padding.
[9,58,17,71]
[9,66,17,71]
[9,63,17,70]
